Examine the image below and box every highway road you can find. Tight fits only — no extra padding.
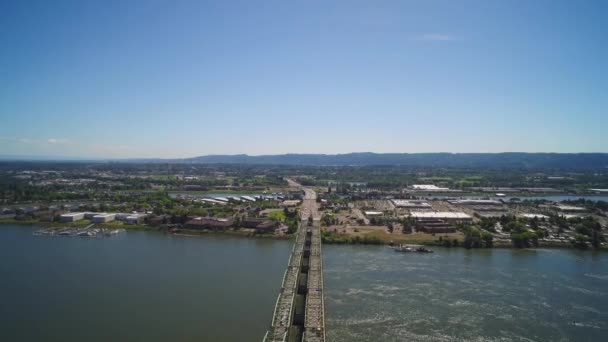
[286,178,320,221]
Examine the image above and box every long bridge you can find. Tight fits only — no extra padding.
[264,184,325,342]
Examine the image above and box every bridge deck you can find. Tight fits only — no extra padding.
[265,185,324,342]
[265,224,307,342]
[303,223,325,342]
[265,223,325,342]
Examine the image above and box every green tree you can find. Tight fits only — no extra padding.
[571,234,589,250]
[463,226,482,249]
[482,231,494,248]
[508,221,538,248]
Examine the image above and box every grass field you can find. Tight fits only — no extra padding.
[325,225,464,245]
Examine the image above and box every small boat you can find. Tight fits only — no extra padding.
[104,229,124,236]
[394,245,415,253]
[393,244,434,253]
[33,229,56,236]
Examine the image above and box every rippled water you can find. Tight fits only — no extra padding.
[324,245,608,341]
[0,225,291,342]
[3,225,607,341]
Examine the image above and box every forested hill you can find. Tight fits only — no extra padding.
[182,153,608,170]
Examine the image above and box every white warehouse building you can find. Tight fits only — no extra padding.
[392,199,433,209]
[408,211,472,223]
[92,213,116,223]
[126,214,147,224]
[60,212,85,222]
[410,184,450,191]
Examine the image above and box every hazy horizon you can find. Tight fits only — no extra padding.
[2,151,608,163]
[1,0,606,158]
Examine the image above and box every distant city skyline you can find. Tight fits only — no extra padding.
[1,0,607,158]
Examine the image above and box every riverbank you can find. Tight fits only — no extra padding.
[0,218,150,230]
[0,219,293,241]
[169,228,291,240]
[3,220,605,251]
[321,226,608,251]
[322,228,462,246]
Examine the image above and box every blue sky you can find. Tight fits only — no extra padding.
[1,0,606,158]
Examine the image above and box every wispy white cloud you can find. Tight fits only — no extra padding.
[0,137,69,145]
[412,33,457,42]
[47,138,69,145]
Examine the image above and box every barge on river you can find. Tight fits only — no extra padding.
[392,244,434,253]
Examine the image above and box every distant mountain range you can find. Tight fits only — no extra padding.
[2,152,608,170]
[181,153,608,170]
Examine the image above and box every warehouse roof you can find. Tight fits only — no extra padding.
[409,212,471,219]
[411,184,449,191]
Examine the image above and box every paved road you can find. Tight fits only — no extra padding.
[351,208,370,225]
[286,179,320,221]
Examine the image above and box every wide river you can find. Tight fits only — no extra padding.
[1,225,607,341]
[325,245,608,342]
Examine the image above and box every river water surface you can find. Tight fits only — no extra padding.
[1,225,607,341]
[324,245,608,341]
[0,225,291,341]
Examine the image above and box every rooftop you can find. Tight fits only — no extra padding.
[93,213,115,217]
[519,213,549,219]
[391,199,432,207]
[554,205,587,211]
[60,212,84,217]
[449,199,502,205]
[408,211,471,219]
[411,184,449,191]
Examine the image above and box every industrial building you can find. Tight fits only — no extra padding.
[410,184,450,191]
[115,213,131,221]
[60,212,85,222]
[476,212,508,218]
[185,217,234,230]
[416,219,457,234]
[126,214,146,224]
[518,187,559,193]
[449,199,502,206]
[92,213,116,223]
[450,199,508,218]
[84,212,97,219]
[471,187,518,193]
[2,208,15,215]
[519,213,549,219]
[281,200,301,207]
[553,204,588,213]
[408,211,472,223]
[391,199,432,209]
